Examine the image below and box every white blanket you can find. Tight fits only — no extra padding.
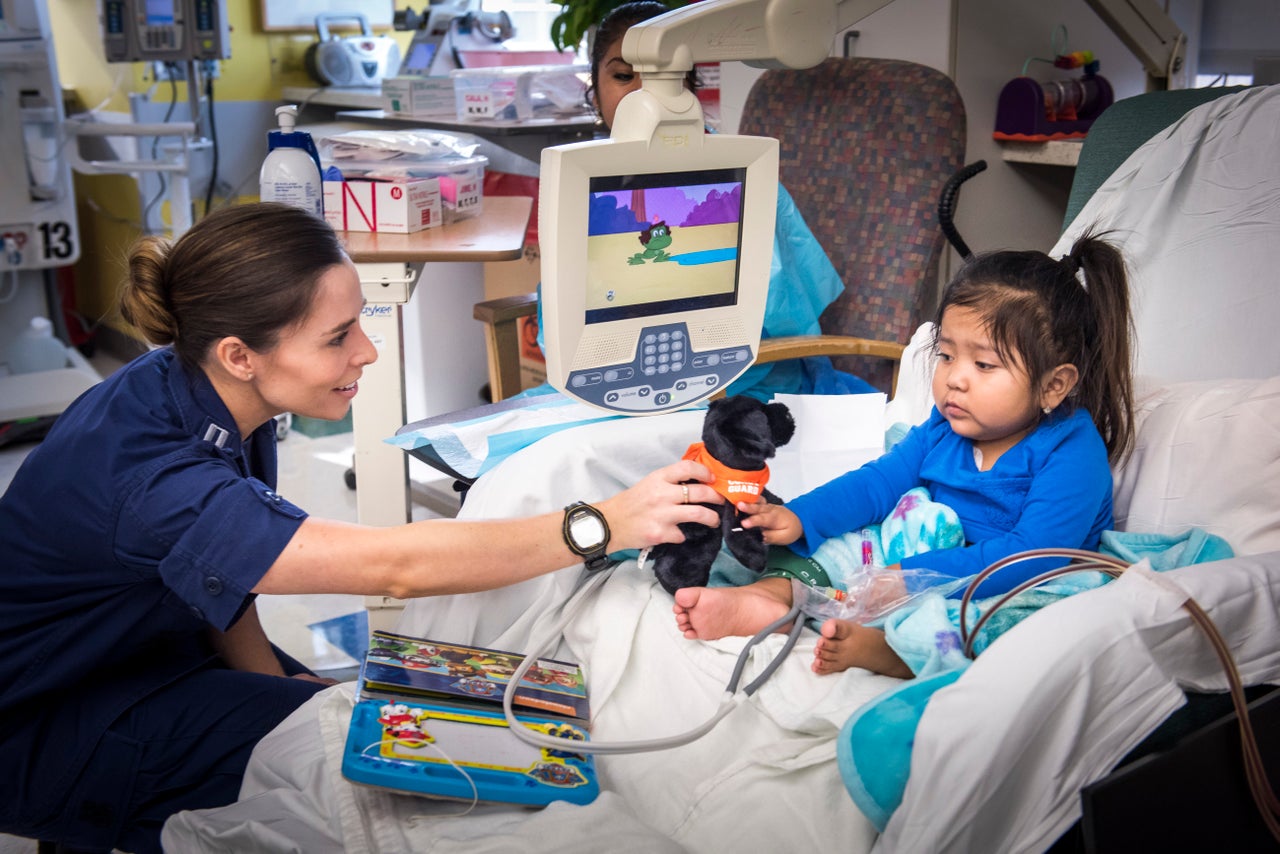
[163,412,900,853]
[879,551,1280,854]
[162,403,1280,853]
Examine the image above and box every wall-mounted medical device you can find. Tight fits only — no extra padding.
[0,0,80,270]
[101,0,230,63]
[539,0,895,415]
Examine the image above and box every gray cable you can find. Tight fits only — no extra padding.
[503,568,806,755]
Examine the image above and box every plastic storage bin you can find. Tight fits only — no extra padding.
[318,130,487,221]
[450,64,590,122]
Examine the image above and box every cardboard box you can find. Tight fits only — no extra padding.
[323,178,442,233]
[382,76,457,118]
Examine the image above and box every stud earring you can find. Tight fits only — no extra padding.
[1042,406,1052,415]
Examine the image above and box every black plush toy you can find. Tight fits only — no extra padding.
[648,395,795,594]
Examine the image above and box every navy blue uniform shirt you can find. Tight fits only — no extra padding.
[0,347,308,820]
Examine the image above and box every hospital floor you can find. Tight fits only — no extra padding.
[0,354,459,854]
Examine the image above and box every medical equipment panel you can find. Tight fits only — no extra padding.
[540,126,777,415]
[538,0,901,415]
[101,0,230,63]
[0,0,80,271]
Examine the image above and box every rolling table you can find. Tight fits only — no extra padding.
[342,195,531,630]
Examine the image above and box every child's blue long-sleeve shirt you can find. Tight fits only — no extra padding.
[785,407,1113,595]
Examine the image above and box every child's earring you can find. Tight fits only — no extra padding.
[1042,406,1053,415]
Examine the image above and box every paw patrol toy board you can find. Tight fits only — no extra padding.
[342,699,599,806]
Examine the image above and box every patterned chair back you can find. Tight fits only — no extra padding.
[739,58,966,393]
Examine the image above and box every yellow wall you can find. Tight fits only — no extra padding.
[47,0,407,335]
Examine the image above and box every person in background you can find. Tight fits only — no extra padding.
[0,203,722,853]
[525,0,876,402]
[674,234,1136,677]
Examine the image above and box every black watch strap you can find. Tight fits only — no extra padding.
[562,501,611,571]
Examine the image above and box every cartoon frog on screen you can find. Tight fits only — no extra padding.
[628,221,674,264]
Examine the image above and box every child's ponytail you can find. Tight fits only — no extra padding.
[1064,233,1135,463]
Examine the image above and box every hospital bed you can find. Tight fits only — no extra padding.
[161,85,1280,853]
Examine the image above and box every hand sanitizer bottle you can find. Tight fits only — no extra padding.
[259,105,324,216]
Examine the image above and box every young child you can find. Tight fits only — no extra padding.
[673,233,1136,677]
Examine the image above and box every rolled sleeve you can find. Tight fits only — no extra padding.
[122,468,307,631]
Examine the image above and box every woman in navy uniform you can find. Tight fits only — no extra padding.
[0,203,721,853]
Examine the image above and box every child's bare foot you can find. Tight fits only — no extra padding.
[812,619,913,678]
[673,578,793,640]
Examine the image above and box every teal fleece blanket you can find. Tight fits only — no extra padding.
[837,527,1234,831]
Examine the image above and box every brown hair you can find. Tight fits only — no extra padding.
[931,231,1135,463]
[119,203,347,370]
[589,0,697,126]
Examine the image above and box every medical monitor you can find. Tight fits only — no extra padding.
[540,126,777,415]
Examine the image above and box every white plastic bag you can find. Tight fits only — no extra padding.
[792,568,965,625]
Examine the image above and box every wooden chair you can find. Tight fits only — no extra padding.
[474,57,967,401]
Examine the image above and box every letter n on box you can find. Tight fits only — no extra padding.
[323,179,443,233]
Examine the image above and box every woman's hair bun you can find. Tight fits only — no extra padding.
[120,235,179,346]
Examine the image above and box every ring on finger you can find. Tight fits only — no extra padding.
[681,484,690,504]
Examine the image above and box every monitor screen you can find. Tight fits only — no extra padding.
[401,40,437,73]
[144,0,176,26]
[585,167,746,325]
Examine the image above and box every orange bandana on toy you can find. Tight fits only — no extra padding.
[682,442,770,505]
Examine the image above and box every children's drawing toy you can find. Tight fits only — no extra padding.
[342,700,599,806]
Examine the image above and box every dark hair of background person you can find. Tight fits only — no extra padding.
[588,0,698,117]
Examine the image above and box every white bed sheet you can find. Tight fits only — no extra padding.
[163,412,901,853]
[164,407,1280,854]
[879,551,1280,854]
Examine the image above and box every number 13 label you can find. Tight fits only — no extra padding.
[39,222,75,261]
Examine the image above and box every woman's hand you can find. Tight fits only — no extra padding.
[737,499,803,547]
[597,459,723,551]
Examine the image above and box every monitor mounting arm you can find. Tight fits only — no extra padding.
[1084,0,1187,90]
[611,0,894,143]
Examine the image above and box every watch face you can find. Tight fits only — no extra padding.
[570,512,606,549]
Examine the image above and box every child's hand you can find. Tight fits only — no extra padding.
[737,499,803,546]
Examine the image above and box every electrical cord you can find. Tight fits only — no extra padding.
[449,16,466,70]
[142,69,180,233]
[957,548,1280,844]
[502,566,806,755]
[204,69,219,216]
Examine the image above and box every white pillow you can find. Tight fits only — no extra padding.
[1112,375,1280,556]
[884,322,936,431]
